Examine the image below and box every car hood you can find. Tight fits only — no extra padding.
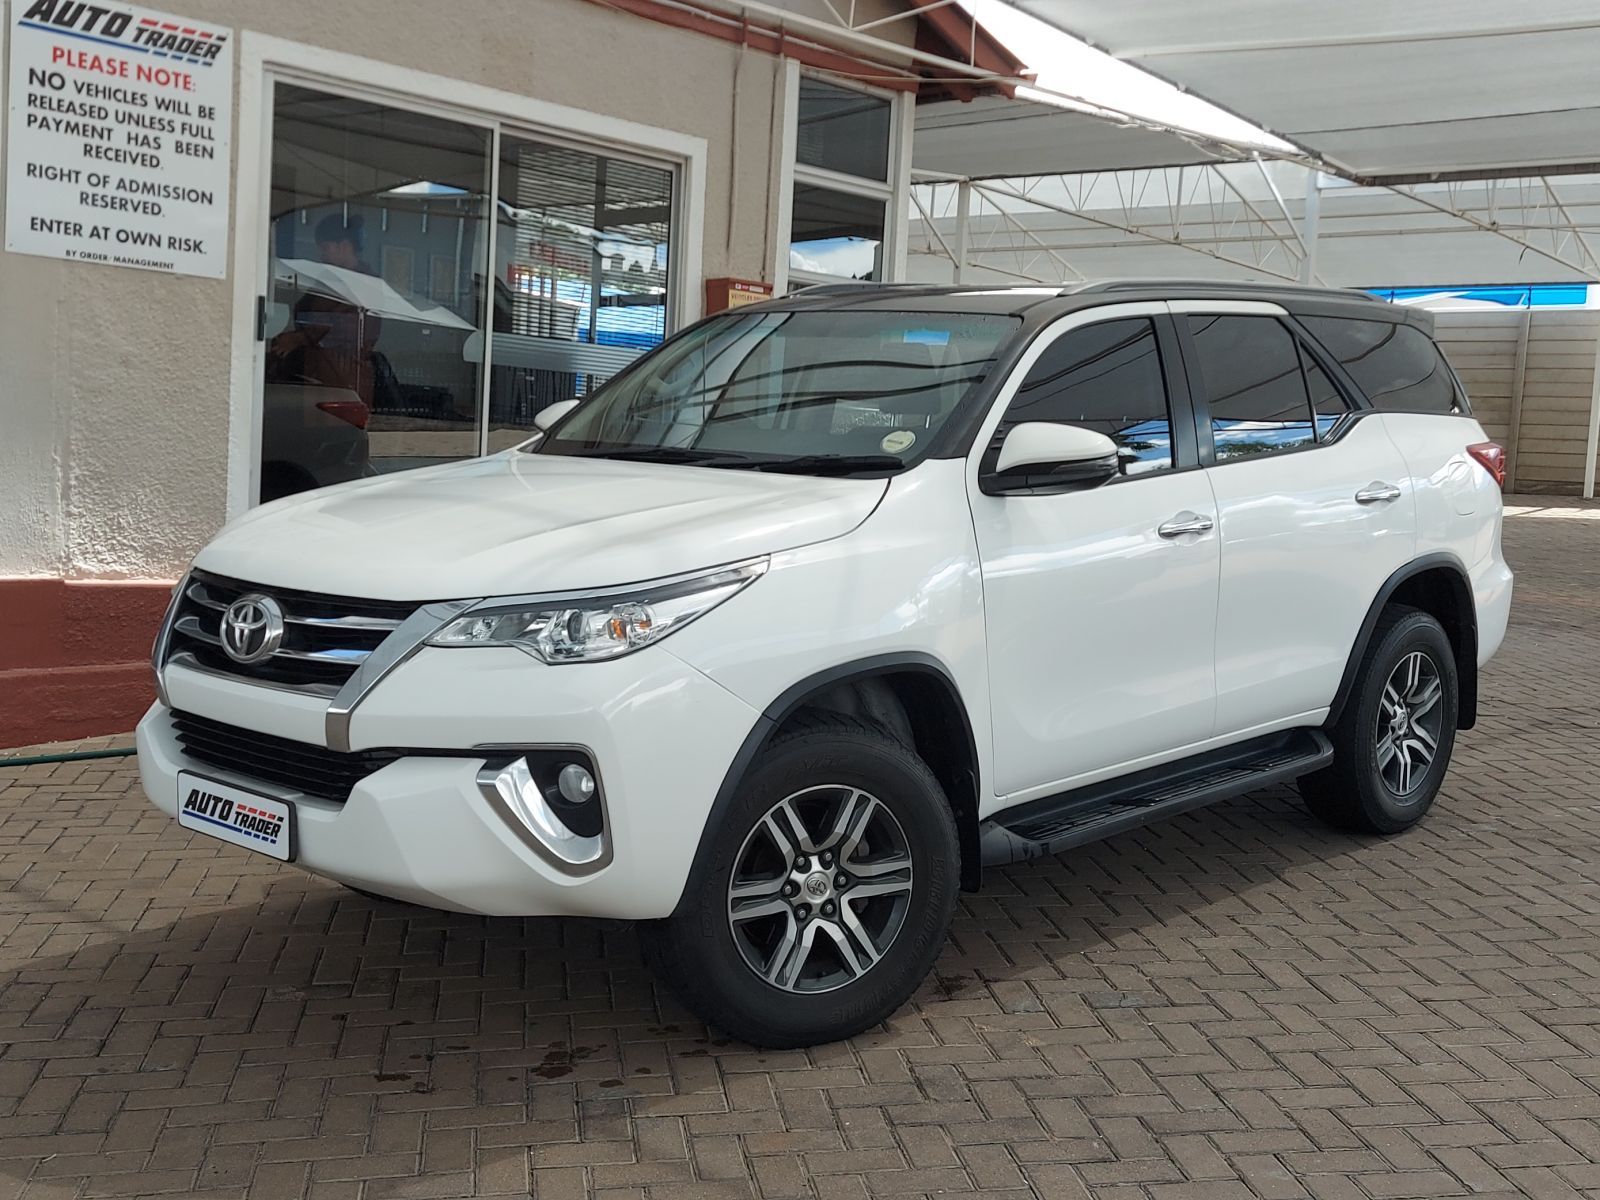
[195,452,888,600]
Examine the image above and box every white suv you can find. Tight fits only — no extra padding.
[140,282,1513,1047]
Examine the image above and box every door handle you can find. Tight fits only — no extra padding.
[1158,511,1214,538]
[1355,481,1402,504]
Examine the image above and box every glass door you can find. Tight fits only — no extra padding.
[258,84,491,501]
[486,135,675,451]
[255,81,679,501]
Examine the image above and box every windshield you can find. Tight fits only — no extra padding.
[534,309,1018,473]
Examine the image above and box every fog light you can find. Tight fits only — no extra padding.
[557,763,596,805]
[477,754,608,871]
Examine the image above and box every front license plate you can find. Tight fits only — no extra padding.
[176,772,293,861]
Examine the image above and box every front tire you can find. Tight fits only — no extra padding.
[1301,606,1458,834]
[644,714,960,1047]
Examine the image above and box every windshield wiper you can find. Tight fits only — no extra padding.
[567,446,756,466]
[743,453,906,476]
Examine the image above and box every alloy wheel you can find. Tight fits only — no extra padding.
[726,785,914,993]
[1375,650,1444,797]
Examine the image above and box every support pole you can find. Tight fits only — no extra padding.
[954,180,971,284]
[1298,172,1321,285]
[1505,308,1530,493]
[1585,319,1600,499]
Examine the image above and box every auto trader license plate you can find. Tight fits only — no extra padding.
[176,772,293,861]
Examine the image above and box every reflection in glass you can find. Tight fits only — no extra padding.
[537,311,1017,466]
[789,185,885,281]
[1301,343,1350,440]
[486,138,674,451]
[1300,316,1460,414]
[796,78,890,181]
[260,85,490,499]
[1007,319,1174,475]
[1187,315,1315,460]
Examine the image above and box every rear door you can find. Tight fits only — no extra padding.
[1177,301,1416,736]
[969,305,1220,800]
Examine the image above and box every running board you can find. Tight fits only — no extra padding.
[979,728,1333,866]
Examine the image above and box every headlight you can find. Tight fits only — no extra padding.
[425,559,767,663]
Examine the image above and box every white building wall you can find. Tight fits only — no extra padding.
[0,0,832,580]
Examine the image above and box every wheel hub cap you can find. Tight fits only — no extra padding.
[1375,650,1444,798]
[727,785,915,994]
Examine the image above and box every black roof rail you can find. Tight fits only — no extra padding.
[1075,279,1382,303]
[791,281,930,296]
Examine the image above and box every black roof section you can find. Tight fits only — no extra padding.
[756,279,1425,329]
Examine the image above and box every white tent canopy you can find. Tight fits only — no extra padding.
[1009,0,1600,183]
[913,96,1233,180]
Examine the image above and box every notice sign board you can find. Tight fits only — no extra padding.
[5,0,232,278]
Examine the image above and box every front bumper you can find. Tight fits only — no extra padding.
[138,645,760,918]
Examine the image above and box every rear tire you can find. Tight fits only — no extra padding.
[644,714,960,1048]
[1301,606,1458,834]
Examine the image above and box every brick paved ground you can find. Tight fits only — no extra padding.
[3,499,1599,1200]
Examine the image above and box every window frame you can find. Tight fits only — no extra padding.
[229,34,707,517]
[1290,323,1359,443]
[1296,313,1470,418]
[971,305,1200,488]
[776,61,913,292]
[1173,300,1353,469]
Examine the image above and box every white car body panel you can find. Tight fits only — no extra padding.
[961,302,1221,797]
[1206,414,1416,735]
[197,452,887,598]
[1380,412,1514,665]
[664,460,997,806]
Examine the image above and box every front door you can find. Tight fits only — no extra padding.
[969,306,1220,801]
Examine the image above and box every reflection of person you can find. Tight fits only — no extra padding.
[266,213,398,409]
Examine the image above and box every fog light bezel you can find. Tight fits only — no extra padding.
[474,745,611,874]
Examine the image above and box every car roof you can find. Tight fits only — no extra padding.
[754,279,1424,329]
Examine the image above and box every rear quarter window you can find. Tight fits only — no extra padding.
[1300,316,1465,415]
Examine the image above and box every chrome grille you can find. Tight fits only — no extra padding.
[165,571,420,694]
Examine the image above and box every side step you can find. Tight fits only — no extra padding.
[978,728,1333,866]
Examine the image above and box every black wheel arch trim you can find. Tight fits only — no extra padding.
[675,653,984,917]
[1329,553,1479,731]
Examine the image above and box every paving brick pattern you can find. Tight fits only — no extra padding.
[3,499,1599,1199]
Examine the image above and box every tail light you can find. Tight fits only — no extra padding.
[1466,441,1506,488]
[317,398,370,429]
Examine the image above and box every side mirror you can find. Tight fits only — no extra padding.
[982,422,1120,495]
[534,398,580,432]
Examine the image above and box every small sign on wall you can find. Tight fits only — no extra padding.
[4,0,233,278]
[705,277,773,314]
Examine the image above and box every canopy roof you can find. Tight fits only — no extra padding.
[913,95,1234,179]
[1009,0,1600,183]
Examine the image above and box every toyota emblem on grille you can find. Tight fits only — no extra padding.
[220,594,285,665]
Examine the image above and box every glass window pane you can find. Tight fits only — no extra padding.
[261,85,490,500]
[1300,342,1350,439]
[789,184,885,281]
[1300,316,1461,414]
[486,137,674,452]
[1005,319,1174,475]
[539,311,1017,463]
[1187,315,1314,461]
[796,77,890,181]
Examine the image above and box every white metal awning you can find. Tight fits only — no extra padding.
[1008,0,1600,183]
[913,96,1234,180]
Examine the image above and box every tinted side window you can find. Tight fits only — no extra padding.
[1301,316,1461,414]
[1008,319,1173,475]
[1186,315,1314,460]
[1300,342,1350,439]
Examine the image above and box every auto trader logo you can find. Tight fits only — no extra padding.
[18,0,229,66]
